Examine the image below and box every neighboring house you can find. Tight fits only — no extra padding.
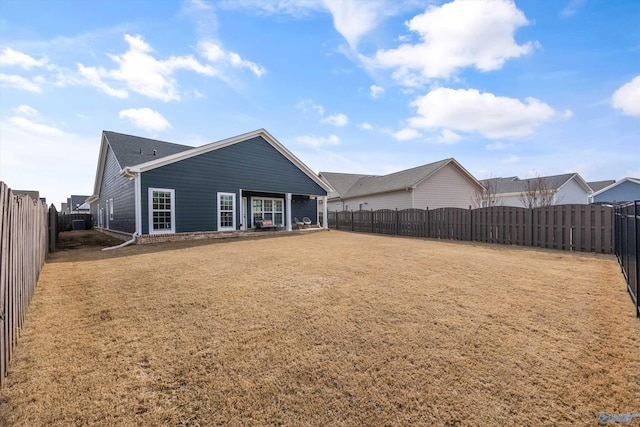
[590,177,640,204]
[87,129,330,237]
[319,158,485,211]
[13,190,41,202]
[587,180,616,193]
[481,173,592,208]
[66,195,91,213]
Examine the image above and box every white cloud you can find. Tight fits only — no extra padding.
[296,134,340,147]
[485,141,514,151]
[364,0,536,85]
[392,127,421,141]
[323,0,386,48]
[370,84,384,98]
[436,129,460,144]
[219,0,324,17]
[77,64,128,98]
[0,73,43,93]
[359,122,373,130]
[14,105,38,116]
[199,41,266,77]
[322,113,348,127]
[8,116,66,136]
[296,98,325,115]
[612,75,640,117]
[119,108,171,132]
[408,87,558,139]
[560,0,586,17]
[0,48,48,69]
[74,34,263,102]
[0,117,96,209]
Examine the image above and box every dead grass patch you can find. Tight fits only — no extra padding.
[1,230,639,426]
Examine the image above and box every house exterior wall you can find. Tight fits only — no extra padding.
[495,178,589,207]
[412,163,479,209]
[340,189,412,211]
[140,136,326,234]
[494,194,525,207]
[593,181,640,203]
[556,178,589,204]
[326,199,344,211]
[90,144,136,233]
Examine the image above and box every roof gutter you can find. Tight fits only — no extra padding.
[119,167,137,179]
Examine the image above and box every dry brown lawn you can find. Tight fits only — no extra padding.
[1,230,639,426]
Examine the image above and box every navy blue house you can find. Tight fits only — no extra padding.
[87,129,330,238]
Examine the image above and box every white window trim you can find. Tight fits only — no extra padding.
[217,192,236,231]
[250,196,284,227]
[148,188,175,234]
[109,198,114,221]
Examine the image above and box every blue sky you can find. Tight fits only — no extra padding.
[1,0,638,209]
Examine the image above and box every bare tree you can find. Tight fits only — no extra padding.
[518,175,560,208]
[475,175,500,208]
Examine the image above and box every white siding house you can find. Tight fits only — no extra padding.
[319,158,484,212]
[481,173,592,208]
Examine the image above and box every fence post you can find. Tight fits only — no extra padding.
[635,201,640,318]
[469,205,473,243]
[48,204,57,252]
[351,210,354,232]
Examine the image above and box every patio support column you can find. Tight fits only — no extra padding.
[323,195,328,229]
[286,193,292,231]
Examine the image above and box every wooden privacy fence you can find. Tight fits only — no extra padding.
[0,182,48,389]
[615,201,640,318]
[329,204,615,253]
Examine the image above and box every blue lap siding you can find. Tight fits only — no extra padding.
[91,145,136,233]
[140,136,326,234]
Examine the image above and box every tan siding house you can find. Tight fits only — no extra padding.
[320,158,484,212]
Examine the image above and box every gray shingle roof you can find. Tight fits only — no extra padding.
[482,173,581,194]
[104,131,193,168]
[320,158,477,199]
[320,172,372,199]
[587,180,616,192]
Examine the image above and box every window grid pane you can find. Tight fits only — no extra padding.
[151,190,172,231]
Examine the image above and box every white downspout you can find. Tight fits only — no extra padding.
[102,231,138,251]
[102,173,141,251]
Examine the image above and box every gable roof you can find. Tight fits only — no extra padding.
[104,131,193,168]
[587,180,616,192]
[590,177,640,197]
[483,173,591,196]
[90,129,331,201]
[320,158,484,200]
[319,172,372,199]
[68,195,90,210]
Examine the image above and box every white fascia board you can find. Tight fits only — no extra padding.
[90,133,110,199]
[591,177,640,197]
[557,174,590,194]
[126,128,331,193]
[413,159,485,191]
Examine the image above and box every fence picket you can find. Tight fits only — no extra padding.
[0,182,49,389]
[328,204,615,254]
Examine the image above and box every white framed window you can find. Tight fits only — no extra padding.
[109,198,114,220]
[149,188,175,234]
[218,192,236,231]
[251,197,284,227]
